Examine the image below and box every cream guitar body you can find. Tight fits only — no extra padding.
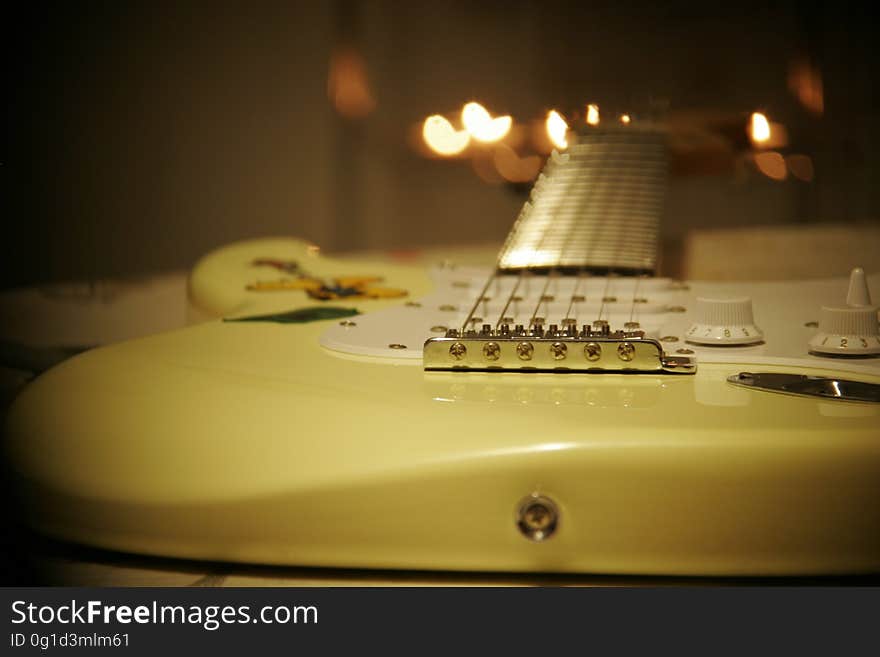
[6,237,880,576]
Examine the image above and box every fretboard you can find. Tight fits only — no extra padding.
[495,127,668,275]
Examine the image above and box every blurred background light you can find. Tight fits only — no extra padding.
[754,151,788,180]
[422,115,470,156]
[493,144,542,183]
[545,110,569,149]
[749,112,771,145]
[786,154,815,182]
[327,46,376,119]
[462,102,512,143]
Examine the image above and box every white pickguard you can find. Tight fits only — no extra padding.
[321,266,880,377]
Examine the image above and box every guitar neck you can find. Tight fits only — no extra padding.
[495,126,668,276]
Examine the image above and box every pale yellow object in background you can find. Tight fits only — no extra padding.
[684,223,880,280]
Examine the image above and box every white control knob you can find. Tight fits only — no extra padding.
[809,306,880,356]
[685,297,764,345]
[809,267,880,357]
[846,267,872,307]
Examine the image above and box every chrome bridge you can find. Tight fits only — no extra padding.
[423,324,696,374]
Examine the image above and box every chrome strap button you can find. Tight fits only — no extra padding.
[516,494,559,542]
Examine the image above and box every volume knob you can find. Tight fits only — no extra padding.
[808,267,880,357]
[685,297,764,345]
[808,306,880,356]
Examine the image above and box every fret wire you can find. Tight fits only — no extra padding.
[496,128,665,273]
[490,127,665,329]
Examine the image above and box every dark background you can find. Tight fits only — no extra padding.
[2,1,879,586]
[6,0,879,289]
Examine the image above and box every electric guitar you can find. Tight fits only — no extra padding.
[6,124,880,576]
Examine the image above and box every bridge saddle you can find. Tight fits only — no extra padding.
[423,324,696,374]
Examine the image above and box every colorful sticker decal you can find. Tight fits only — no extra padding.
[251,258,301,275]
[247,259,407,300]
[223,307,360,324]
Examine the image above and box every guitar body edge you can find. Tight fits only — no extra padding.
[5,237,879,576]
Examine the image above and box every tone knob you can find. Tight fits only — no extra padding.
[685,297,764,346]
[809,307,880,356]
[809,267,880,357]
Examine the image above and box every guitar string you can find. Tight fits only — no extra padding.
[627,274,644,325]
[586,133,621,327]
[460,178,543,333]
[525,133,615,329]
[562,135,628,328]
[532,137,616,330]
[492,184,547,329]
[465,161,561,334]
[551,142,605,330]
[557,161,594,328]
[597,130,659,326]
[622,132,663,327]
[493,153,567,330]
[550,130,653,330]
[460,271,499,333]
[525,150,583,328]
[503,138,616,330]
[596,274,614,323]
[563,269,588,325]
[468,128,660,334]
[493,269,526,329]
[527,157,565,328]
[527,270,557,328]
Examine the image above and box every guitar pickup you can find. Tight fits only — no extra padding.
[423,325,696,374]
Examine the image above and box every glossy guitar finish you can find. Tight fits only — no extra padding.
[5,238,880,575]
